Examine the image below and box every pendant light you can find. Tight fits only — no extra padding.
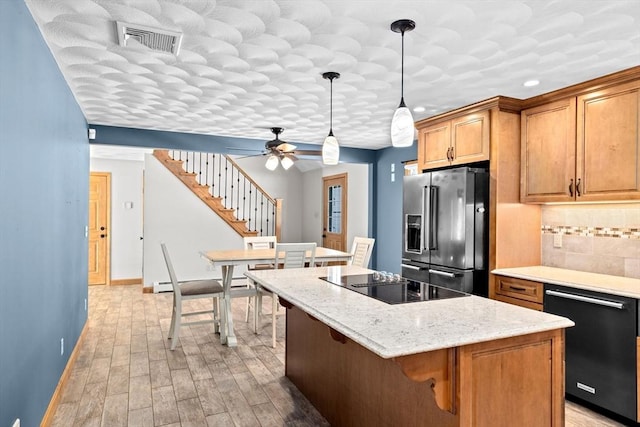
[322,71,340,165]
[390,19,416,148]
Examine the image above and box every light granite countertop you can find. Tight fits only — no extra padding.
[245,265,573,359]
[492,266,640,299]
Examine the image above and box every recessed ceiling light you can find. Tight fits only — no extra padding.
[413,106,426,113]
[523,79,540,87]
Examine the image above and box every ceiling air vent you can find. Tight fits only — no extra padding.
[116,21,182,55]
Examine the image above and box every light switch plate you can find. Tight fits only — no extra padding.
[553,234,562,248]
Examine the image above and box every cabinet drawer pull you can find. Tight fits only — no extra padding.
[568,178,574,197]
[509,285,527,292]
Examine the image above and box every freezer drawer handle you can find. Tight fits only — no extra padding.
[545,290,625,309]
[401,264,423,271]
[428,269,459,278]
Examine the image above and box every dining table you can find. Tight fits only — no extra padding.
[201,246,353,347]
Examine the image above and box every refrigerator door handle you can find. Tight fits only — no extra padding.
[427,186,438,250]
[422,185,429,251]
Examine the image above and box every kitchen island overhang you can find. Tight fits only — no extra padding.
[246,265,574,426]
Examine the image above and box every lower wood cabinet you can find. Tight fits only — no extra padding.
[285,301,565,426]
[493,275,544,311]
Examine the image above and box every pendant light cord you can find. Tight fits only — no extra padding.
[330,77,333,133]
[401,29,405,101]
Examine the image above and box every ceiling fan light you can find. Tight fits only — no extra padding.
[322,134,340,165]
[280,156,294,170]
[391,104,415,147]
[265,155,279,170]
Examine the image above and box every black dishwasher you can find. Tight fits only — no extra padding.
[544,284,637,421]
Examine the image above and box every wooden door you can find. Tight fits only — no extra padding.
[577,80,640,201]
[322,173,347,251]
[451,110,490,165]
[418,122,451,170]
[520,98,577,203]
[88,172,110,285]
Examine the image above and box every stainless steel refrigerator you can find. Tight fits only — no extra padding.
[401,166,489,296]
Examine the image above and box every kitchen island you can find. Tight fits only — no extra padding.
[246,265,574,427]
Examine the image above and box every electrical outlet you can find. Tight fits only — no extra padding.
[60,338,64,356]
[553,233,562,248]
[12,418,20,427]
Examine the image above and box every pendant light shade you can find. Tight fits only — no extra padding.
[322,71,340,165]
[265,154,279,170]
[390,19,416,148]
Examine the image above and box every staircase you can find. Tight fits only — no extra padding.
[153,150,282,239]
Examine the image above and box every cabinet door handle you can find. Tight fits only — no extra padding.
[509,286,527,292]
[446,147,451,161]
[568,179,574,197]
[576,178,581,197]
[450,146,455,161]
[545,290,624,309]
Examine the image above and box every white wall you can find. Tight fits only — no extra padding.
[143,154,244,286]
[90,158,144,280]
[97,152,369,287]
[233,155,304,242]
[301,163,370,254]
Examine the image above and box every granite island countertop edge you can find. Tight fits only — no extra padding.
[246,266,574,359]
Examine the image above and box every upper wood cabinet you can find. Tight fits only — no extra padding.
[520,98,577,203]
[577,81,640,201]
[521,80,640,203]
[417,110,490,171]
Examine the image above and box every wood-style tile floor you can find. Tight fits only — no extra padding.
[51,285,627,427]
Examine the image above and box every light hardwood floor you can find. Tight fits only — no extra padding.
[50,285,627,427]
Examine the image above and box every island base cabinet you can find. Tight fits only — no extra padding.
[285,303,458,427]
[284,302,565,427]
[457,329,565,427]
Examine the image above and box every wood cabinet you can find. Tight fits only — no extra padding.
[521,80,640,203]
[417,110,490,170]
[286,301,566,427]
[493,275,543,311]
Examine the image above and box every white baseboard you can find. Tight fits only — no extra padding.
[153,281,173,293]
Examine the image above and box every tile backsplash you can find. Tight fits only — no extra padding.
[541,204,640,279]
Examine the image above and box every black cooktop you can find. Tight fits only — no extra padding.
[319,274,469,304]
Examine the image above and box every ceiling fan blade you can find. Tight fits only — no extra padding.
[226,147,264,152]
[290,150,322,156]
[276,142,297,152]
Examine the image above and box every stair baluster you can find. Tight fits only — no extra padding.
[153,149,281,239]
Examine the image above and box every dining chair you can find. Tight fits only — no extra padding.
[256,242,317,348]
[243,236,277,329]
[349,236,375,268]
[160,243,224,350]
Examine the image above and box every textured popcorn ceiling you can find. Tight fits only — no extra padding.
[24,0,640,150]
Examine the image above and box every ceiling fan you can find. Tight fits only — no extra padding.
[232,127,322,170]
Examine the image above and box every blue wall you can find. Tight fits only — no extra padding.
[0,2,89,426]
[91,124,377,164]
[0,5,412,423]
[373,146,416,272]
